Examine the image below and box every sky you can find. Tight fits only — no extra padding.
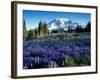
[23,10,91,31]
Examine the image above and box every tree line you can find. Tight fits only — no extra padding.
[23,20,91,41]
[23,20,49,41]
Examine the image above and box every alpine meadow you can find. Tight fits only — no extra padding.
[23,10,91,69]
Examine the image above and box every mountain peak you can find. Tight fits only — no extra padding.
[48,18,72,31]
[55,18,69,22]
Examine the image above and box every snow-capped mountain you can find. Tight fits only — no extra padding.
[47,18,78,31]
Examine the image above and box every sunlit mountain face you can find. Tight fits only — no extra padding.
[47,18,79,31]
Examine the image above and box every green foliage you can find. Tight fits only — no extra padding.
[24,20,49,41]
[38,21,48,37]
[84,22,91,32]
[38,21,42,36]
[64,57,77,67]
[68,26,70,32]
[23,20,28,41]
[51,30,58,34]
[26,29,37,40]
[68,26,72,32]
[75,25,84,33]
[75,22,91,33]
[43,23,48,36]
[80,54,91,65]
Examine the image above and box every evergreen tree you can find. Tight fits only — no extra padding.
[75,25,84,32]
[23,19,27,41]
[51,30,58,34]
[68,20,72,32]
[68,26,71,32]
[40,22,45,36]
[38,21,41,36]
[43,23,48,36]
[84,22,91,32]
[38,21,48,37]
[26,28,37,40]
